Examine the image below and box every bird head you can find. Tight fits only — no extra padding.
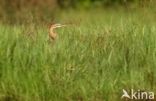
[49,23,66,29]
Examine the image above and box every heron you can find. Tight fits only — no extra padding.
[49,23,66,40]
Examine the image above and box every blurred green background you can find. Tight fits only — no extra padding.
[0,0,155,24]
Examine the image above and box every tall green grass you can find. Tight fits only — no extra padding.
[0,10,156,101]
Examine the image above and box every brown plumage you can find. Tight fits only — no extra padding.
[49,23,66,40]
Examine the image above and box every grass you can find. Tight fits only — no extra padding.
[0,9,156,101]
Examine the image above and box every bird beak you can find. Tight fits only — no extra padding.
[53,24,66,28]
